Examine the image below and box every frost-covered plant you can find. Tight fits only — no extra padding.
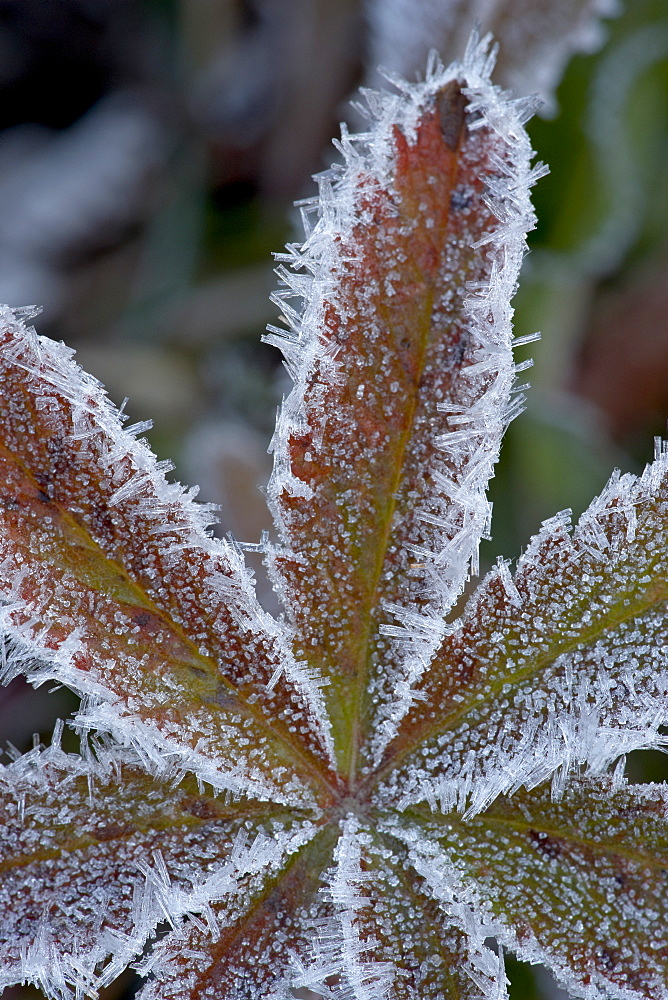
[1,35,667,1000]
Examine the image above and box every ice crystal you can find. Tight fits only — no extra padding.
[1,34,667,1000]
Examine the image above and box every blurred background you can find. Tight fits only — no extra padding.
[0,0,667,997]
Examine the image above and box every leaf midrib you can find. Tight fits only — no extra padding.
[348,282,436,786]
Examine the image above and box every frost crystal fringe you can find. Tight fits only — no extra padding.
[294,817,395,1000]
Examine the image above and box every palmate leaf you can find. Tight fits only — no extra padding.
[0,33,667,1000]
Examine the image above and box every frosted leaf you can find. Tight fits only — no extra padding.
[135,825,339,1000]
[378,448,668,807]
[0,306,334,801]
[292,816,507,1000]
[265,36,540,771]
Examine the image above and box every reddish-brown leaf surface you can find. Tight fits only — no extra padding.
[268,80,524,775]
